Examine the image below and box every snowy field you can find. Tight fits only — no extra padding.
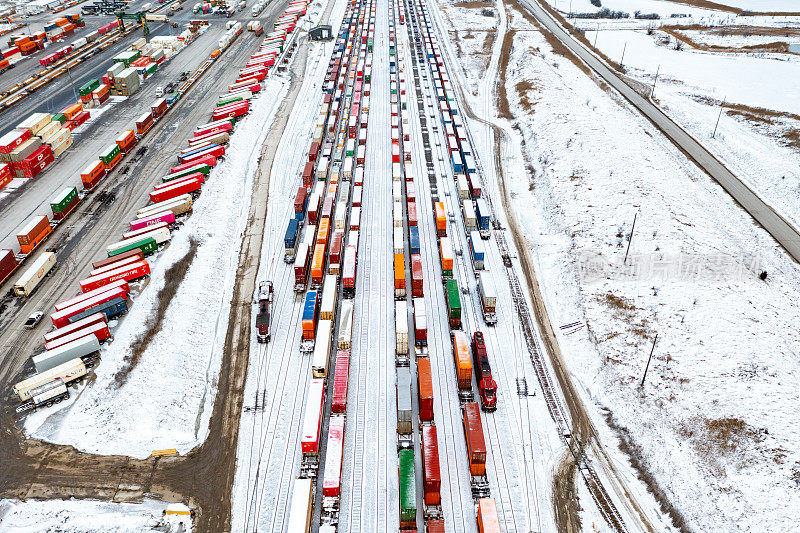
[495,6,800,531]
[0,498,193,532]
[679,27,800,48]
[542,0,712,17]
[23,78,288,459]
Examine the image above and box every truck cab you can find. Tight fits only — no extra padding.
[255,280,273,342]
[472,331,497,411]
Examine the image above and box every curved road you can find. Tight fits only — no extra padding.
[518,0,800,263]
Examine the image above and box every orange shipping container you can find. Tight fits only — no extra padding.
[434,202,446,237]
[477,498,501,533]
[311,243,325,285]
[116,129,136,152]
[452,331,472,390]
[317,217,330,247]
[63,103,83,120]
[440,238,453,273]
[394,253,405,290]
[80,160,105,185]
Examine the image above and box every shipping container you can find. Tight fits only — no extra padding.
[322,415,346,497]
[312,319,332,377]
[453,330,472,390]
[51,285,128,328]
[13,251,56,296]
[331,349,350,413]
[397,366,412,434]
[0,249,19,286]
[311,242,326,288]
[413,296,427,348]
[32,334,99,374]
[477,498,501,533]
[79,261,150,293]
[300,378,325,455]
[422,425,441,505]
[301,290,319,340]
[130,211,175,232]
[435,201,446,237]
[287,478,313,532]
[14,358,87,404]
[80,160,105,189]
[44,316,110,350]
[440,237,453,278]
[294,242,310,291]
[394,253,405,299]
[17,215,52,254]
[470,231,485,270]
[398,449,416,528]
[478,271,497,325]
[463,402,487,476]
[137,195,192,219]
[284,218,300,263]
[342,245,356,298]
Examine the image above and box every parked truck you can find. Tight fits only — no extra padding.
[13,252,56,297]
[255,280,273,343]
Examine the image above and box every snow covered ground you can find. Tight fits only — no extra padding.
[679,28,800,48]
[0,498,192,532]
[491,4,800,531]
[22,77,288,459]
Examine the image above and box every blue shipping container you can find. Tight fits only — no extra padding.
[302,291,318,321]
[475,198,490,231]
[68,297,128,324]
[285,218,299,251]
[451,152,463,173]
[409,226,420,255]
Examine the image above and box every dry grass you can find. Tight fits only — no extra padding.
[660,0,800,15]
[722,103,800,150]
[515,79,536,112]
[497,28,517,119]
[599,292,654,341]
[112,238,200,388]
[663,27,789,54]
[454,0,492,7]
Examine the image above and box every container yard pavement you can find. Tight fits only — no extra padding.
[0,1,295,531]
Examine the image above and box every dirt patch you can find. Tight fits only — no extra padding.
[515,79,536,112]
[553,450,581,533]
[604,410,692,532]
[599,292,654,341]
[497,28,517,119]
[112,238,200,388]
[663,26,789,54]
[660,0,800,15]
[454,0,492,7]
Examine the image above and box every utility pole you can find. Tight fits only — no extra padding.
[640,334,658,387]
[593,24,599,47]
[712,95,726,139]
[650,64,660,99]
[620,41,627,68]
[624,211,637,264]
[568,0,572,19]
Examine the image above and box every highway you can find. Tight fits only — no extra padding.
[517,0,800,263]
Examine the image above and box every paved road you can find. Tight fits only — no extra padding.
[518,0,800,263]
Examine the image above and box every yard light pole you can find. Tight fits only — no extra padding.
[712,95,726,139]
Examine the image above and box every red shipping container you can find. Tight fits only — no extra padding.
[294,186,308,214]
[72,110,90,127]
[45,321,111,350]
[91,254,144,276]
[135,112,154,135]
[178,145,224,166]
[51,285,128,328]
[421,425,441,505]
[189,129,227,145]
[43,312,108,344]
[17,154,53,178]
[407,203,417,227]
[308,141,320,162]
[79,261,150,293]
[212,101,249,121]
[0,129,31,154]
[427,519,445,533]
[0,249,18,285]
[0,163,11,192]
[463,402,487,476]
[418,357,434,421]
[331,350,350,413]
[55,279,130,312]
[411,254,423,298]
[150,177,202,203]
[329,230,343,268]
[20,144,53,169]
[302,161,314,188]
[193,122,232,138]
[153,172,204,190]
[322,415,345,497]
[170,154,216,174]
[151,98,167,118]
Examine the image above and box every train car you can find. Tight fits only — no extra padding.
[311,242,326,289]
[300,290,319,352]
[255,280,273,343]
[320,275,338,321]
[398,449,417,529]
[467,172,482,199]
[478,271,497,325]
[440,237,453,279]
[342,245,357,298]
[417,356,434,421]
[300,378,325,456]
[410,254,423,298]
[452,330,472,394]
[409,226,420,255]
[331,349,350,413]
[312,319,333,377]
[294,186,309,220]
[463,401,487,476]
[421,425,441,506]
[397,367,412,434]
[469,231,485,270]
[394,253,406,300]
[287,478,313,532]
[462,199,477,232]
[395,299,408,356]
[285,218,301,263]
[445,279,461,329]
[337,299,354,350]
[329,230,344,275]
[472,331,498,411]
[322,415,346,498]
[477,498,501,533]
[413,296,427,348]
[294,242,311,291]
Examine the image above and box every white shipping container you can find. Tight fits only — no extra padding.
[320,275,338,320]
[14,357,86,402]
[349,207,360,230]
[392,181,402,202]
[122,223,171,243]
[463,200,477,231]
[334,201,347,230]
[338,300,354,349]
[14,252,56,297]
[312,320,333,377]
[393,226,404,256]
[287,478,313,532]
[393,201,403,228]
[136,195,192,218]
[395,300,408,355]
[32,334,99,374]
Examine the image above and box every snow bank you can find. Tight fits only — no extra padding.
[24,77,288,459]
[0,498,192,532]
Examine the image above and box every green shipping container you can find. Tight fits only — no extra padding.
[79,79,99,96]
[108,237,158,257]
[50,186,78,213]
[52,113,66,124]
[398,450,416,524]
[365,73,371,83]
[160,163,211,183]
[446,279,461,319]
[145,63,157,75]
[99,143,121,164]
[217,96,243,107]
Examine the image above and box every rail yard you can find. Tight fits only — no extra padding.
[2,0,793,529]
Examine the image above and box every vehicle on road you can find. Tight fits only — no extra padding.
[155,86,164,97]
[255,280,273,343]
[24,311,44,329]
